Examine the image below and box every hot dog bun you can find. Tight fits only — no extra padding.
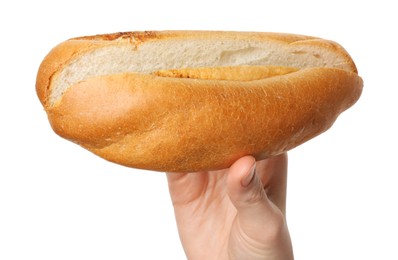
[36,31,363,172]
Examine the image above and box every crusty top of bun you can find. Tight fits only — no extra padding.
[36,31,363,172]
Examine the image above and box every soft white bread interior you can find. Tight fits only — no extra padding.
[36,31,363,172]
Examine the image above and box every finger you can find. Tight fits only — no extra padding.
[227,156,283,233]
[165,172,204,205]
[256,153,288,215]
[165,172,185,185]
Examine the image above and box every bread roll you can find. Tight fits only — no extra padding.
[36,31,363,172]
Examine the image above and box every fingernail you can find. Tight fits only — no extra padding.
[241,163,256,187]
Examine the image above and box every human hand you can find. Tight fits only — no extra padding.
[166,154,293,260]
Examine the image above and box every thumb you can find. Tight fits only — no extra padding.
[227,156,284,235]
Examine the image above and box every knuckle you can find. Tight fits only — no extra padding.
[245,187,267,205]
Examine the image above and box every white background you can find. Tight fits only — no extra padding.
[1,0,397,259]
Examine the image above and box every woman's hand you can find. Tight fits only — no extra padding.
[166,154,293,260]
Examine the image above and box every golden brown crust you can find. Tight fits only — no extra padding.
[36,31,363,172]
[72,30,312,43]
[47,68,362,172]
[152,66,299,81]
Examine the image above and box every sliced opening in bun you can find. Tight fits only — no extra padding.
[47,35,356,106]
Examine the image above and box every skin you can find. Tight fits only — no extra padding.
[166,153,293,260]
